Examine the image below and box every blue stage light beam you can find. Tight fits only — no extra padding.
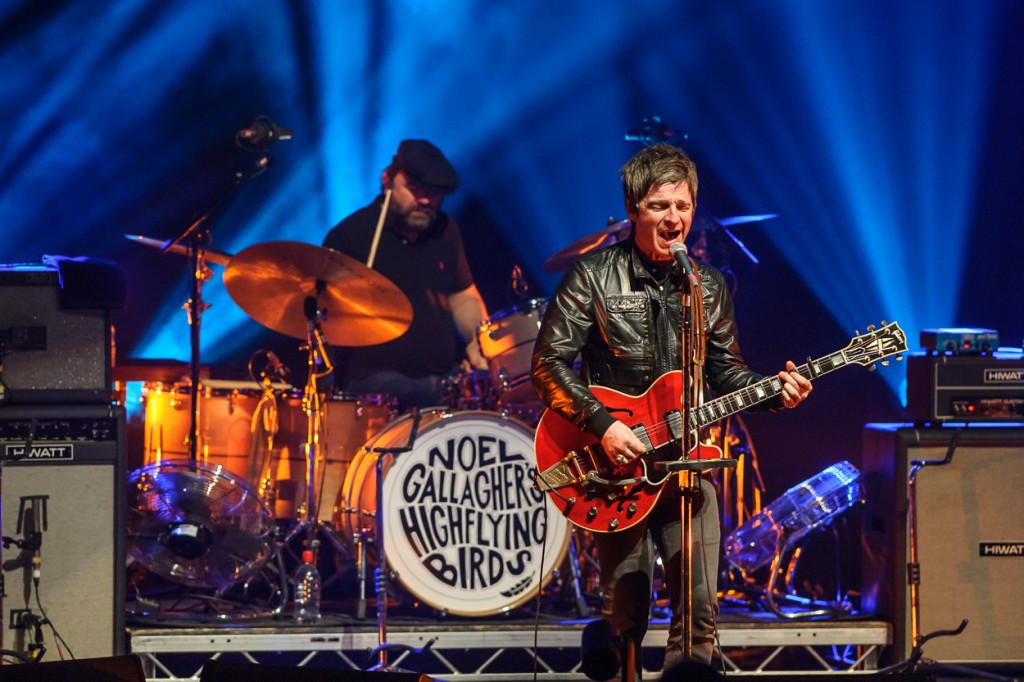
[679,1,1001,401]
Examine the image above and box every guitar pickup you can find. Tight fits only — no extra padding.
[665,409,683,442]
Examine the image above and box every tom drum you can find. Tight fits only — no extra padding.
[142,380,265,483]
[271,392,395,521]
[477,298,548,409]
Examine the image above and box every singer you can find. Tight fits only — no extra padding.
[531,143,812,675]
[322,140,489,410]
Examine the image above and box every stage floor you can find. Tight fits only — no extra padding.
[127,607,891,681]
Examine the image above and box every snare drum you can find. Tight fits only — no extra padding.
[142,380,266,483]
[335,409,570,616]
[271,392,395,522]
[478,298,548,408]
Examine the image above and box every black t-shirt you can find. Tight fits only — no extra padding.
[322,195,475,379]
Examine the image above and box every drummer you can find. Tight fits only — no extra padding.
[323,139,489,411]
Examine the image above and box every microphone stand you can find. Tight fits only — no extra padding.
[366,410,428,673]
[160,119,282,463]
[655,268,735,666]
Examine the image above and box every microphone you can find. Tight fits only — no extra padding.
[238,116,292,146]
[669,242,699,288]
[266,351,291,379]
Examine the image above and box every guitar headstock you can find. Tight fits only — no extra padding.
[843,321,908,368]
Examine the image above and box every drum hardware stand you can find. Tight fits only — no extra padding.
[879,429,1014,682]
[755,524,853,619]
[363,408,430,672]
[166,223,214,463]
[278,290,349,562]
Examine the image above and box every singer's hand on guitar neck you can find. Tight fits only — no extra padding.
[777,360,813,408]
[601,421,646,465]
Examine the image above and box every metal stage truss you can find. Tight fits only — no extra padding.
[128,618,891,681]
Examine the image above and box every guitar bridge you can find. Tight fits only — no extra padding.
[536,445,600,490]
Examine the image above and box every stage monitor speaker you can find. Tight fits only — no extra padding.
[0,654,144,681]
[861,424,1024,664]
[0,404,126,661]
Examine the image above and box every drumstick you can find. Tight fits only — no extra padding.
[366,188,392,270]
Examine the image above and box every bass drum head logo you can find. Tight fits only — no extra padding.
[382,411,569,616]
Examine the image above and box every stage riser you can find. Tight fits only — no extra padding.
[128,622,891,680]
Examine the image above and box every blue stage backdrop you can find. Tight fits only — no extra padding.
[3,0,1022,495]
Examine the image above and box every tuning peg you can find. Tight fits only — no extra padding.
[881,319,889,325]
[868,364,877,372]
[881,360,890,366]
[867,324,876,332]
[896,354,904,362]
[855,329,861,336]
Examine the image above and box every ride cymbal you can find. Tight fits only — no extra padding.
[223,241,412,346]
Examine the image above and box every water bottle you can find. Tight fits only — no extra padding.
[292,550,321,624]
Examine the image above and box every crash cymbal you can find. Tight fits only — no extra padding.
[543,218,631,273]
[125,234,233,266]
[223,241,412,346]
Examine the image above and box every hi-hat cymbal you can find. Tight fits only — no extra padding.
[543,218,631,273]
[223,241,412,346]
[125,234,233,265]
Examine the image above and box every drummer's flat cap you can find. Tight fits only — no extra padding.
[392,139,459,195]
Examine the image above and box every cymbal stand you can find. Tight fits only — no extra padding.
[879,430,1013,682]
[163,223,215,463]
[282,289,337,557]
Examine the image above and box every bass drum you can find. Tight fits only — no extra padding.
[335,409,571,616]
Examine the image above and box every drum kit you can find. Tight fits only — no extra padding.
[124,235,571,625]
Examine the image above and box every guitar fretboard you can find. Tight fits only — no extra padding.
[691,350,851,430]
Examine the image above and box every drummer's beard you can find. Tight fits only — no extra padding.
[400,205,436,232]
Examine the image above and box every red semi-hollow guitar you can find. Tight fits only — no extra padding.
[533,321,906,533]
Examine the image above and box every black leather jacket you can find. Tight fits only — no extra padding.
[532,237,771,438]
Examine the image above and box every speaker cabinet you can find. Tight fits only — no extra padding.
[862,424,1024,663]
[0,404,126,660]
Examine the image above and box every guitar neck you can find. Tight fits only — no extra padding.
[692,352,847,430]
